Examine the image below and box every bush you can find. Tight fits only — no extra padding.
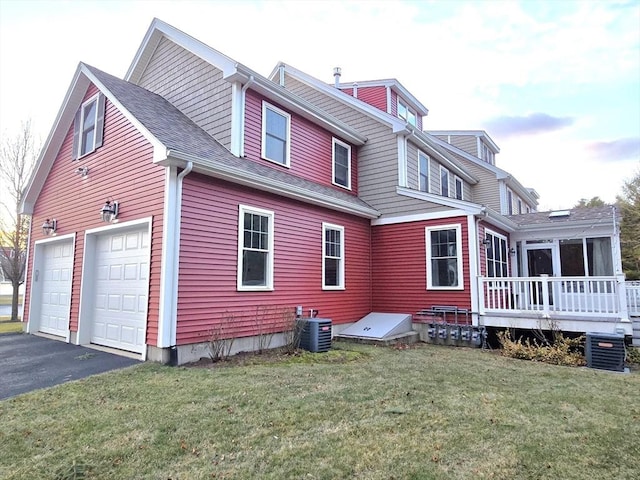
[497,329,586,367]
[626,346,640,365]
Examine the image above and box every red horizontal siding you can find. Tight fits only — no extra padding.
[357,86,388,113]
[176,173,372,345]
[479,221,512,276]
[371,217,472,318]
[24,84,165,345]
[243,89,358,194]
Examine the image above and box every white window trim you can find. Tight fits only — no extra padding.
[418,150,430,193]
[261,101,291,167]
[425,223,464,290]
[454,175,463,200]
[485,229,509,278]
[440,166,450,197]
[78,93,100,159]
[397,98,416,126]
[332,138,352,190]
[506,188,514,215]
[237,204,275,291]
[322,222,345,290]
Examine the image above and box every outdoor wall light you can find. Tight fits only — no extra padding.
[75,166,89,177]
[100,200,119,223]
[482,236,492,247]
[42,219,57,236]
[509,247,517,256]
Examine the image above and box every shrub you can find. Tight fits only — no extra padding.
[626,346,640,365]
[497,329,586,367]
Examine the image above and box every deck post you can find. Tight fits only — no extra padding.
[618,274,629,322]
[541,274,551,317]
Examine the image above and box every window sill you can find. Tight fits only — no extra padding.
[322,286,345,291]
[237,286,274,292]
[332,181,352,191]
[261,156,290,168]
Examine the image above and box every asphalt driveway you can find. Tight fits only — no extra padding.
[0,333,139,400]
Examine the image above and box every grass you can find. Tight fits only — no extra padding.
[0,321,22,334]
[1,342,639,479]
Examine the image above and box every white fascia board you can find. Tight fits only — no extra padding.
[482,206,518,232]
[396,186,485,214]
[333,78,429,116]
[428,134,539,206]
[164,150,380,219]
[281,64,407,132]
[239,73,367,146]
[21,65,88,214]
[428,130,500,153]
[372,209,470,226]
[409,131,477,184]
[80,65,169,162]
[125,18,239,83]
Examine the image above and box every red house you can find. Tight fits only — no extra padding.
[21,19,634,363]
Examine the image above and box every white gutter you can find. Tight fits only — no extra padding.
[163,150,379,219]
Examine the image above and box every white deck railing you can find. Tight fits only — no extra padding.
[627,281,640,317]
[478,275,628,319]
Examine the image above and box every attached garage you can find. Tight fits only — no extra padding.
[30,237,74,338]
[78,219,151,356]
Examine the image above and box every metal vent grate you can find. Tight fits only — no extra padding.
[585,333,625,372]
[298,318,332,353]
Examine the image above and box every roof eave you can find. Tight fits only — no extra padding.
[163,150,380,219]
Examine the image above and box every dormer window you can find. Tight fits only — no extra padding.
[481,142,494,165]
[72,92,105,160]
[398,99,416,126]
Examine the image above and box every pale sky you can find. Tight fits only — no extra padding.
[1,0,639,211]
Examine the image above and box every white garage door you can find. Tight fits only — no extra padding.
[39,240,74,337]
[91,227,149,353]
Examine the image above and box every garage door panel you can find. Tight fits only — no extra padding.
[91,227,149,353]
[38,239,73,337]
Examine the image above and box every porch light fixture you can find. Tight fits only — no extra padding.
[509,247,517,256]
[100,200,119,223]
[482,236,492,247]
[41,219,57,236]
[75,166,89,177]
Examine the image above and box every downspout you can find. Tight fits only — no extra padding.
[169,161,193,357]
[23,217,33,333]
[239,76,255,158]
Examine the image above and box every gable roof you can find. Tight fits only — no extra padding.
[429,130,500,153]
[125,19,367,146]
[427,133,539,206]
[21,63,379,219]
[336,78,429,117]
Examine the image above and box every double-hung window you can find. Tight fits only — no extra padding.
[332,138,351,189]
[237,205,274,291]
[261,102,290,166]
[73,93,105,159]
[426,224,463,290]
[454,176,463,200]
[507,189,514,215]
[323,223,344,289]
[418,151,429,193]
[440,166,450,197]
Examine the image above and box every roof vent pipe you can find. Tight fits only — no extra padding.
[333,67,341,87]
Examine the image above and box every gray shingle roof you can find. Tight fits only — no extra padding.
[85,64,377,216]
[506,206,618,227]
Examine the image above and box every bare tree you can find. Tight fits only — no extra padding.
[0,120,38,321]
[617,169,640,280]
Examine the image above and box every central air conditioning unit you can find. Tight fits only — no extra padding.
[297,318,332,353]
[585,332,625,372]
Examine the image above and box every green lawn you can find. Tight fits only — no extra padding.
[0,322,22,334]
[1,343,638,479]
